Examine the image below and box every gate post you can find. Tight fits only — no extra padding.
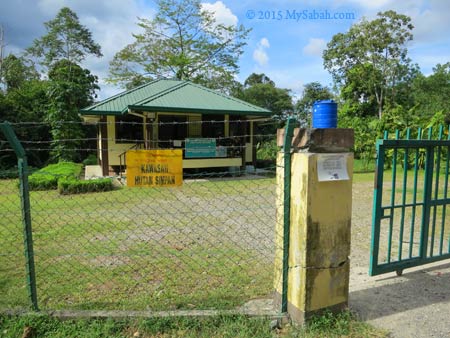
[274,128,354,324]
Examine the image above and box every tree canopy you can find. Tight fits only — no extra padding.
[238,73,293,118]
[108,0,250,91]
[24,7,102,162]
[26,7,102,69]
[46,60,99,161]
[296,82,333,126]
[411,62,450,121]
[0,55,39,91]
[323,10,414,118]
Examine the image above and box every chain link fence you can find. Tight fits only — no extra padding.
[0,120,286,313]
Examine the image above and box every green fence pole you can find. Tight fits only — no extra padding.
[420,145,434,259]
[281,117,296,313]
[0,122,38,311]
[369,140,385,275]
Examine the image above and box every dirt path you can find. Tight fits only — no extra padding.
[350,180,450,338]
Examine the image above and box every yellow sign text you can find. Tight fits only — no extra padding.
[126,149,182,187]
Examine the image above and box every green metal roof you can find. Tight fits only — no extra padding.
[80,79,272,116]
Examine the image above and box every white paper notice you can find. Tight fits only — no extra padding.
[317,154,349,181]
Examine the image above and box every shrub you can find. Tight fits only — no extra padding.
[28,174,59,190]
[256,139,278,161]
[0,166,37,179]
[28,162,83,190]
[58,177,114,195]
[82,154,98,166]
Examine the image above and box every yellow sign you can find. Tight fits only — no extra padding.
[126,149,183,187]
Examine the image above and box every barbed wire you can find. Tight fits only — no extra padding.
[4,118,280,127]
[16,133,277,145]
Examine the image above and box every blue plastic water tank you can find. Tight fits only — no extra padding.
[312,100,337,128]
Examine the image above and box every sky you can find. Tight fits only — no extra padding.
[1,0,449,101]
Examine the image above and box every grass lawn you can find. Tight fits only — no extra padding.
[0,311,388,338]
[0,175,278,311]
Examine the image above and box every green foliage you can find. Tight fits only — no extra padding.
[256,139,278,161]
[0,312,386,338]
[239,73,293,118]
[82,154,98,166]
[0,54,39,91]
[46,59,99,162]
[48,59,99,106]
[108,0,250,92]
[26,7,102,69]
[338,111,379,170]
[28,174,58,191]
[28,162,82,190]
[297,310,387,337]
[353,159,376,173]
[0,77,51,168]
[244,73,275,87]
[296,82,334,126]
[0,166,37,179]
[24,7,101,163]
[411,63,450,121]
[378,104,420,133]
[241,83,293,117]
[58,177,114,195]
[324,10,414,118]
[0,314,275,338]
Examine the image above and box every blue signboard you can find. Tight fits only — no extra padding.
[185,138,216,158]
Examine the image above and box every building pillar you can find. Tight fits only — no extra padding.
[274,128,354,324]
[100,116,109,177]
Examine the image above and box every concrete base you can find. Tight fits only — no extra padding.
[274,292,348,325]
[85,165,103,179]
[274,259,350,324]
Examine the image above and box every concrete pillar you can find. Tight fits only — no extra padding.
[274,128,354,324]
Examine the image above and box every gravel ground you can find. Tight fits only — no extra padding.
[350,180,450,338]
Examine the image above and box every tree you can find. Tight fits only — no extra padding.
[239,73,293,118]
[108,0,250,91]
[323,10,414,118]
[0,54,39,91]
[26,7,102,69]
[0,52,50,167]
[244,73,274,87]
[412,63,450,121]
[46,60,99,162]
[26,7,102,162]
[296,82,333,126]
[0,79,51,167]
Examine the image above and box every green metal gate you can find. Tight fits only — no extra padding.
[370,127,450,276]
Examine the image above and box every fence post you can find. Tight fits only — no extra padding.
[281,118,296,313]
[0,122,39,311]
[274,128,354,324]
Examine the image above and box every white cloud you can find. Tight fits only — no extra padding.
[253,49,269,67]
[201,1,238,26]
[260,37,270,48]
[253,38,270,67]
[303,38,327,57]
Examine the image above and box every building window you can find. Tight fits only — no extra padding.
[202,114,225,138]
[115,114,144,144]
[230,115,249,142]
[158,115,187,148]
